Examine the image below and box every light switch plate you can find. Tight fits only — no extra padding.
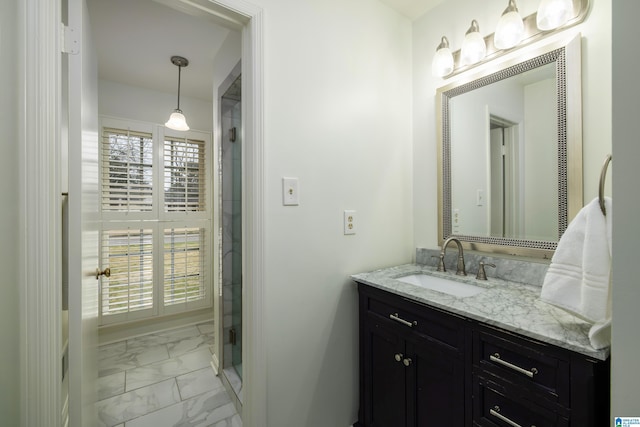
[282,177,299,206]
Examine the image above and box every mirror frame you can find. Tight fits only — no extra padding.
[436,34,583,259]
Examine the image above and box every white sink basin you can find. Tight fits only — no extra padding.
[396,273,487,298]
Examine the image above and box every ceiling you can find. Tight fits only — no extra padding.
[378,0,445,19]
[86,0,234,102]
[86,0,443,103]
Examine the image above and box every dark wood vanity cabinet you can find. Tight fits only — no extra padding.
[356,283,610,427]
[472,325,610,427]
[357,284,466,426]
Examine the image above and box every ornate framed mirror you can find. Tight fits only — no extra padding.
[436,34,583,259]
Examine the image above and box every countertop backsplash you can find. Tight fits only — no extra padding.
[416,248,550,287]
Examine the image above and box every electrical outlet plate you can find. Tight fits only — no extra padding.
[282,177,299,206]
[344,210,356,235]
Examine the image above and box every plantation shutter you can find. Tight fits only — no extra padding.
[102,127,154,212]
[98,119,211,325]
[101,229,154,316]
[163,137,206,212]
[163,227,206,306]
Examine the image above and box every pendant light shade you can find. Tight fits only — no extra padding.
[494,0,524,50]
[431,36,454,78]
[165,56,190,131]
[461,20,486,66]
[537,0,574,30]
[165,110,190,131]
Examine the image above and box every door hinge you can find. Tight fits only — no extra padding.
[229,328,237,345]
[61,24,80,55]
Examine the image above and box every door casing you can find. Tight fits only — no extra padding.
[18,0,266,425]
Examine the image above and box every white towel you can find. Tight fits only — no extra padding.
[540,197,612,349]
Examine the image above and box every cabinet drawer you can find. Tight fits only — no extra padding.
[473,375,569,427]
[474,328,570,406]
[362,287,463,350]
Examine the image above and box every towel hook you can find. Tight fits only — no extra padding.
[599,154,612,216]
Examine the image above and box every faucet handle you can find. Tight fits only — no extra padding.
[431,255,446,272]
[476,261,496,280]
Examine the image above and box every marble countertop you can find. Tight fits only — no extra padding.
[351,264,609,361]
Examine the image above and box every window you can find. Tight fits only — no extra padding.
[99,118,212,325]
[102,128,154,213]
[163,227,206,306]
[101,229,154,316]
[164,137,205,212]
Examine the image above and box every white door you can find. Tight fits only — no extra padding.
[66,0,100,424]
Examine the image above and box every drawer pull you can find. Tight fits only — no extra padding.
[394,353,404,362]
[389,313,417,328]
[489,406,535,427]
[490,353,538,378]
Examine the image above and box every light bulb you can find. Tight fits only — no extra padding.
[431,36,454,78]
[537,0,573,30]
[494,0,524,50]
[461,20,486,66]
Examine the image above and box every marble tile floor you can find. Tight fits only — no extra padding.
[97,321,241,427]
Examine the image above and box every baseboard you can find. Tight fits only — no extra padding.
[210,354,220,376]
[98,308,214,345]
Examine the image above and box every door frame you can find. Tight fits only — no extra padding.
[18,0,266,425]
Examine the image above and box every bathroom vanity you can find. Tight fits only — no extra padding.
[352,264,610,427]
[362,21,611,426]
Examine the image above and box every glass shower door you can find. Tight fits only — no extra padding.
[221,75,242,382]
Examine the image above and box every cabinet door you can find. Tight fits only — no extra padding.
[363,316,408,427]
[409,339,465,427]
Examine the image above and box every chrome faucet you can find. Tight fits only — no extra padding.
[440,237,467,276]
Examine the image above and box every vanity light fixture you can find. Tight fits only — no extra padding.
[536,0,574,30]
[431,36,454,78]
[429,0,589,79]
[460,20,486,66]
[165,56,190,131]
[494,0,525,50]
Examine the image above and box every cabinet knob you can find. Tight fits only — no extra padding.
[394,353,403,362]
[403,358,412,367]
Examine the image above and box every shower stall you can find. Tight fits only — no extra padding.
[219,64,242,407]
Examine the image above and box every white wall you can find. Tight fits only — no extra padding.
[612,0,640,418]
[0,0,20,424]
[212,30,241,96]
[413,0,612,250]
[523,78,557,240]
[252,0,413,425]
[98,80,214,132]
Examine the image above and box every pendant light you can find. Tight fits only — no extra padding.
[494,0,524,50]
[461,20,486,66]
[537,0,574,30]
[165,56,190,131]
[431,36,454,78]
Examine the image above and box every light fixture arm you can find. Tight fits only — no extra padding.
[170,55,189,112]
[176,64,182,111]
[436,36,450,52]
[503,0,519,15]
[466,19,480,36]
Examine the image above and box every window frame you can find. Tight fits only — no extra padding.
[98,116,213,326]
